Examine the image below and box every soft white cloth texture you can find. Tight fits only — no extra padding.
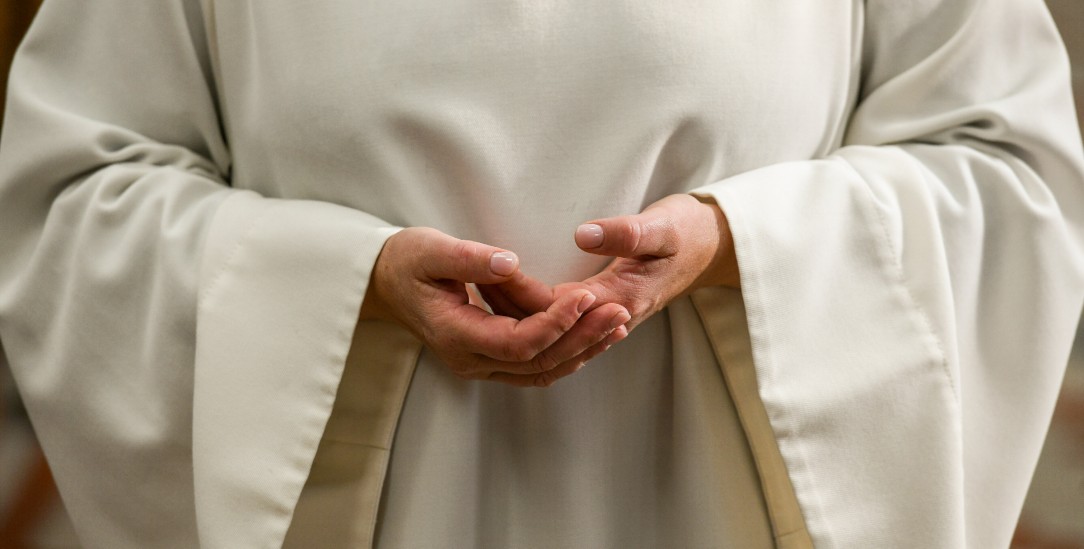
[0,0,1082,547]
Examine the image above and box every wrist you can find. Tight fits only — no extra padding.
[357,231,403,323]
[690,197,740,290]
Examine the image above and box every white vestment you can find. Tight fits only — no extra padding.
[1,1,1082,547]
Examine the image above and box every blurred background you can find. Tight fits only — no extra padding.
[0,1,1082,547]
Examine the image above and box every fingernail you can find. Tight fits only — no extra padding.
[604,325,628,346]
[577,293,596,313]
[575,224,604,249]
[609,311,631,330]
[490,251,517,276]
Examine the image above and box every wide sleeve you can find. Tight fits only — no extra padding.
[0,1,399,547]
[690,1,1084,547]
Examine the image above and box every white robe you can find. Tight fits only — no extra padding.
[1,0,1082,547]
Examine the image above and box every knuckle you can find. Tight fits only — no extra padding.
[586,344,607,360]
[486,372,514,386]
[415,226,442,241]
[530,350,560,374]
[533,370,559,388]
[615,221,642,253]
[554,304,580,331]
[500,338,535,362]
[654,217,679,244]
[634,216,677,257]
[450,239,473,259]
[442,354,474,378]
[450,240,476,275]
[410,228,446,258]
[599,324,616,340]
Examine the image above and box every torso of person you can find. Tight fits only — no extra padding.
[207,2,860,546]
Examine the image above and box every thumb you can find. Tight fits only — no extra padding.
[421,232,521,283]
[574,210,677,258]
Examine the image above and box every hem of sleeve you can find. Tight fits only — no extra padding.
[690,160,961,548]
[191,191,401,548]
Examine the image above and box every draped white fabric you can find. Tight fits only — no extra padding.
[0,0,1080,547]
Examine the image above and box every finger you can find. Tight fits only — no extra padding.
[575,209,678,259]
[421,230,521,284]
[476,283,530,319]
[444,289,597,362]
[477,270,556,317]
[464,283,492,312]
[459,302,629,376]
[514,302,629,373]
[487,324,630,387]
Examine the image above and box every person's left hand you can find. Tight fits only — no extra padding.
[479,194,739,333]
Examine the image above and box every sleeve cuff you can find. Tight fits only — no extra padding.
[690,160,959,546]
[192,190,400,547]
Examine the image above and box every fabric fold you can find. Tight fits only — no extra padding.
[687,5,1084,544]
[194,191,398,547]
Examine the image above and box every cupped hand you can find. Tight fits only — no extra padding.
[359,227,630,387]
[479,194,738,333]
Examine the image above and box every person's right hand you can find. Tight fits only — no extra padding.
[359,227,630,387]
